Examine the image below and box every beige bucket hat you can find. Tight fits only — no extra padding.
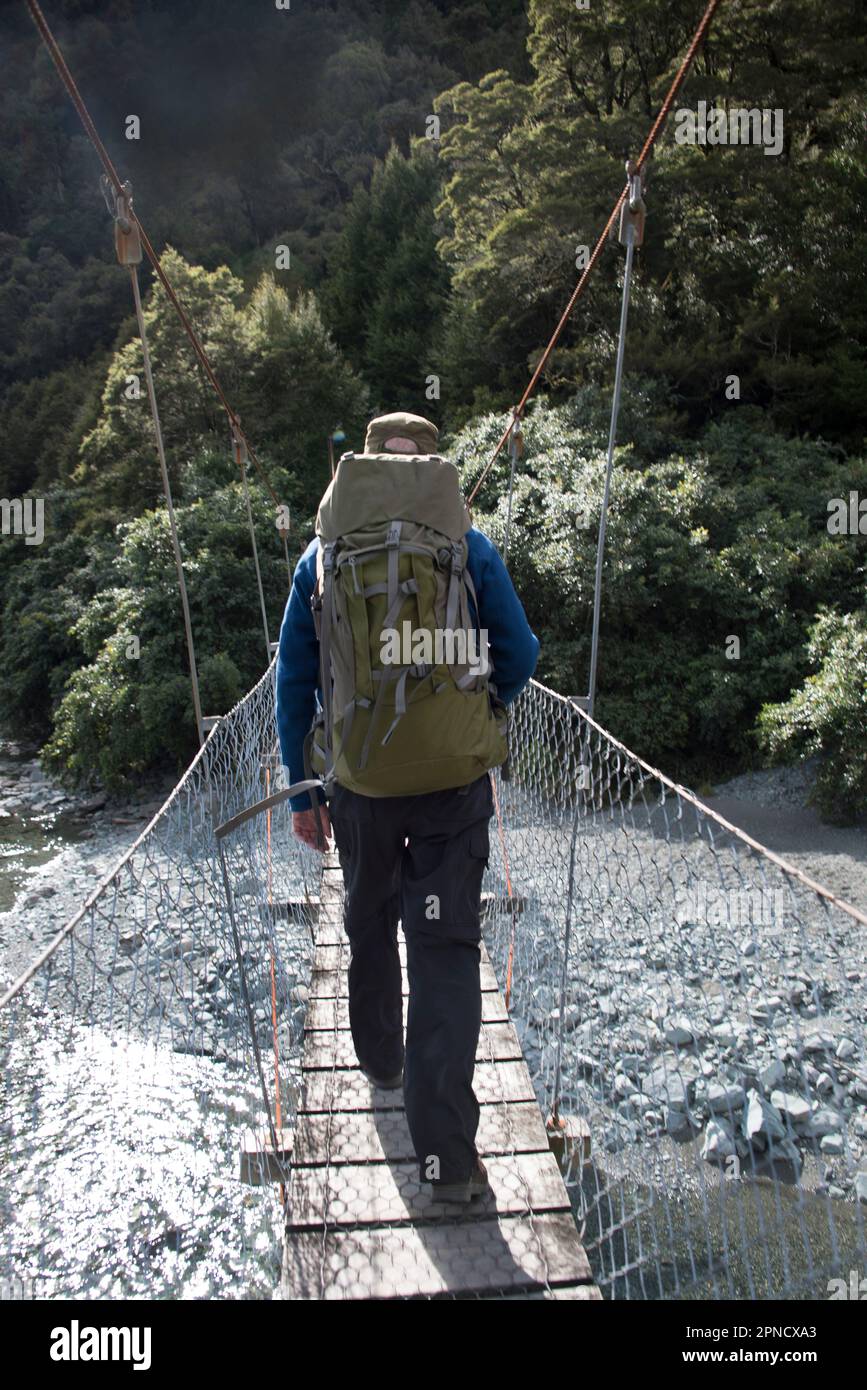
[363,411,440,455]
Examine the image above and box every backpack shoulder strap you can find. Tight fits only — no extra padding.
[317,541,337,776]
[314,538,325,597]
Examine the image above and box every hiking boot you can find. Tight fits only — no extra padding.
[430,1156,489,1204]
[360,1064,404,1090]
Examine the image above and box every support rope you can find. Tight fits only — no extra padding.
[234,427,273,665]
[586,216,638,717]
[130,265,206,746]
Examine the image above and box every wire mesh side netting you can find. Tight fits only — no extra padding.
[0,662,320,1300]
[2,671,865,1300]
[482,681,867,1300]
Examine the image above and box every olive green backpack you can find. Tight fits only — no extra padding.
[305,451,507,796]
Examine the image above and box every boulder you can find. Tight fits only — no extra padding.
[759,1059,785,1091]
[706,1082,747,1115]
[820,1134,844,1156]
[770,1090,811,1125]
[743,1089,785,1146]
[808,1106,843,1136]
[643,1058,697,1111]
[664,1106,690,1136]
[768,1137,802,1175]
[702,1119,736,1161]
[664,1016,696,1046]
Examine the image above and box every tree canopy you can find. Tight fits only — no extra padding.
[1,0,864,817]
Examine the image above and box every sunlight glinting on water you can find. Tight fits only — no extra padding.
[2,1023,284,1299]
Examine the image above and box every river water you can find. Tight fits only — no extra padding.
[1,1011,284,1300]
[0,740,92,914]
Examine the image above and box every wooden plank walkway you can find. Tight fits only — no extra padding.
[281,852,600,1301]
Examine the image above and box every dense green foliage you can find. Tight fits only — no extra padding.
[1,0,865,817]
[323,145,449,415]
[452,397,864,802]
[40,485,286,789]
[434,0,867,440]
[72,251,369,527]
[758,608,867,823]
[0,255,369,765]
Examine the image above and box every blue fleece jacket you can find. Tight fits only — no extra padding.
[275,527,540,809]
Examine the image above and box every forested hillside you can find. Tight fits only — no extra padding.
[1,0,865,818]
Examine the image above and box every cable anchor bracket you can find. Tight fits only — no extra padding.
[230,416,249,466]
[617,158,647,247]
[507,410,525,463]
[100,174,142,266]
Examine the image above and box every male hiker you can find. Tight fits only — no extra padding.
[275,412,539,1202]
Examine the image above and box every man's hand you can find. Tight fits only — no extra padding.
[292,803,332,852]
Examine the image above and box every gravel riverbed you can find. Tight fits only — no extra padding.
[2,742,865,1298]
[0,740,177,993]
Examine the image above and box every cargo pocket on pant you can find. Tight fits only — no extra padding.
[328,786,358,875]
[469,824,490,865]
[450,824,489,942]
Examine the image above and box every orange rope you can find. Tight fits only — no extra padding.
[490,772,518,1012]
[466,0,725,505]
[265,766,286,1206]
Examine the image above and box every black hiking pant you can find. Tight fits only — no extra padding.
[328,772,494,1185]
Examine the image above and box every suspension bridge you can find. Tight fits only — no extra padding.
[3,0,866,1301]
[3,664,866,1300]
